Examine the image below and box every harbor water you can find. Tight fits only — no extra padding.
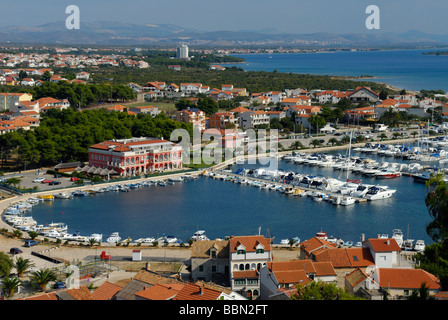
[26,148,435,245]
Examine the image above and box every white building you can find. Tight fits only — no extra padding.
[239,110,270,130]
[229,235,272,300]
[176,45,189,59]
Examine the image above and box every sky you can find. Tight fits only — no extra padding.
[3,0,448,35]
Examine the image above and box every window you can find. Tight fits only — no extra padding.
[211,266,217,273]
[198,265,204,272]
[237,249,245,255]
[234,279,245,286]
[256,249,264,254]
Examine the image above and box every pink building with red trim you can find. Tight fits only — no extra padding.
[88,137,182,177]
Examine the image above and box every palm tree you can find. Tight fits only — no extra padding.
[310,139,321,148]
[1,276,22,298]
[378,133,388,141]
[14,256,35,277]
[28,231,39,240]
[411,131,418,139]
[328,137,338,146]
[12,229,22,238]
[88,238,98,246]
[30,268,57,292]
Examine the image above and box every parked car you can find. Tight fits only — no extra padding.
[24,240,39,247]
[33,177,45,183]
[49,181,61,185]
[41,179,53,184]
[10,247,23,254]
[70,177,80,182]
[54,173,62,178]
[53,282,67,289]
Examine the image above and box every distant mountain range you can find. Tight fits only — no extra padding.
[1,21,448,48]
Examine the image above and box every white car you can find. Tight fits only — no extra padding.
[33,177,45,183]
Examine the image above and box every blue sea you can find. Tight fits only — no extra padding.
[228,49,448,91]
[27,150,434,245]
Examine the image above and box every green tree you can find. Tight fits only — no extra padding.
[308,115,326,133]
[30,268,57,292]
[328,137,339,146]
[0,252,13,277]
[291,281,361,300]
[1,276,22,298]
[197,97,219,116]
[41,71,52,82]
[407,282,435,300]
[310,139,322,148]
[425,172,448,243]
[14,256,35,277]
[28,231,39,240]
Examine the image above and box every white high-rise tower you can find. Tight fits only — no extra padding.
[176,44,189,59]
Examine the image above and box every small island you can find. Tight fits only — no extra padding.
[422,51,448,56]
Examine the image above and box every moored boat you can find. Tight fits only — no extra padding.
[106,232,121,243]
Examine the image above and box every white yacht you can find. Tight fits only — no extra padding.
[191,230,209,241]
[365,186,396,201]
[414,240,425,252]
[135,237,156,244]
[106,232,121,243]
[54,192,72,199]
[392,229,404,247]
[340,196,356,206]
[88,234,103,243]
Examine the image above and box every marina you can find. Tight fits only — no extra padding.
[0,140,441,251]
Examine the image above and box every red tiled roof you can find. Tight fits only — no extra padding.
[377,268,441,290]
[173,283,222,300]
[229,235,272,253]
[91,281,123,300]
[135,283,184,300]
[368,238,401,252]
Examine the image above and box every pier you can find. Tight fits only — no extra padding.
[211,169,368,203]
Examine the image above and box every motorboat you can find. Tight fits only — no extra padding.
[54,192,72,199]
[191,230,209,241]
[340,196,356,206]
[374,170,402,179]
[43,229,63,238]
[168,177,183,183]
[88,234,103,243]
[365,186,396,201]
[48,222,68,232]
[280,239,290,245]
[165,235,178,244]
[315,231,327,241]
[351,184,373,198]
[106,232,121,243]
[72,190,88,197]
[414,240,425,252]
[135,237,156,244]
[38,194,54,201]
[402,239,415,251]
[392,229,404,247]
[344,241,354,247]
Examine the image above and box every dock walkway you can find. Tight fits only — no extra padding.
[212,169,368,203]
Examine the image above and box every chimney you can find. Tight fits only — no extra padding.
[361,234,365,242]
[377,234,381,239]
[198,286,204,295]
[387,240,390,245]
